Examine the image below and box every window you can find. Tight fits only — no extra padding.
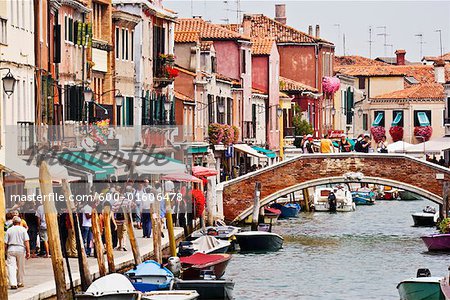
[414,110,431,127]
[362,113,368,131]
[322,52,332,77]
[115,27,119,59]
[64,15,68,41]
[10,0,14,26]
[68,17,73,42]
[211,56,217,73]
[208,95,214,123]
[125,29,129,60]
[344,87,354,125]
[17,0,21,28]
[121,28,125,59]
[373,111,385,127]
[241,49,246,74]
[227,97,232,125]
[92,2,104,39]
[131,30,134,61]
[392,110,404,127]
[447,97,450,119]
[21,0,25,29]
[124,97,134,126]
[358,77,365,90]
[0,18,7,44]
[153,25,166,76]
[252,104,256,138]
[217,97,225,124]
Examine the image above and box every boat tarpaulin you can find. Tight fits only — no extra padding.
[180,253,229,267]
[191,236,223,252]
[388,141,412,153]
[251,146,277,158]
[233,144,266,159]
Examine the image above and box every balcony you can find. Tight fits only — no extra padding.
[153,54,178,88]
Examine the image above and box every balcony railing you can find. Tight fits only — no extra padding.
[153,54,177,88]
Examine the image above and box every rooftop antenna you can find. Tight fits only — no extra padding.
[368,26,374,58]
[377,25,389,56]
[334,24,341,55]
[386,44,393,55]
[191,0,194,17]
[343,33,346,56]
[415,33,425,60]
[436,29,443,57]
[221,1,230,24]
[236,0,241,23]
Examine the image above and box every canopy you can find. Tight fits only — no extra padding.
[402,137,450,154]
[388,141,412,153]
[59,152,112,180]
[161,173,202,183]
[233,144,266,159]
[131,153,186,175]
[192,166,218,177]
[252,146,277,158]
[391,112,402,126]
[372,112,384,127]
[417,112,431,126]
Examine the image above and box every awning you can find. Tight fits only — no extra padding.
[233,144,267,159]
[388,141,412,153]
[59,153,111,180]
[403,137,450,154]
[252,146,277,158]
[122,152,187,175]
[161,173,202,183]
[417,112,430,126]
[391,112,402,126]
[372,112,384,127]
[192,166,218,177]
[90,152,130,178]
[188,146,209,154]
[70,152,116,174]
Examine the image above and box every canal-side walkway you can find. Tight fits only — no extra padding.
[8,227,184,300]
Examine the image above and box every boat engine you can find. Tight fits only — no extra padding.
[178,241,195,257]
[167,257,181,277]
[417,268,431,277]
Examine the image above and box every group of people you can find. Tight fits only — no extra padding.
[3,178,206,290]
[301,133,389,154]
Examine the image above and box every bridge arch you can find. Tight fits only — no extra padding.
[216,153,450,223]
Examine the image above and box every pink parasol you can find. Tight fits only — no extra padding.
[161,173,202,183]
[192,166,218,177]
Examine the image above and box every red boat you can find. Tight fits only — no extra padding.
[180,253,231,280]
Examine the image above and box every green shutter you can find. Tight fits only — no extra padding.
[87,23,92,47]
[76,22,82,45]
[372,112,383,127]
[391,112,402,126]
[417,112,430,126]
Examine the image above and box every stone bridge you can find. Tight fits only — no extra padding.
[216,153,450,223]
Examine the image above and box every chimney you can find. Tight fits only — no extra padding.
[308,25,313,36]
[395,49,406,65]
[315,25,320,38]
[274,4,286,25]
[242,15,251,37]
[434,59,445,83]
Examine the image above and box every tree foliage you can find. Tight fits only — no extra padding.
[292,104,313,136]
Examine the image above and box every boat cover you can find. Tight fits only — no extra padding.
[192,236,225,252]
[86,273,135,293]
[180,253,230,267]
[126,260,173,278]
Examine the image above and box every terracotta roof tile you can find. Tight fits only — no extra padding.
[251,38,274,55]
[423,52,450,62]
[174,65,196,77]
[200,41,213,51]
[176,18,249,41]
[244,14,333,45]
[396,65,435,86]
[335,65,406,77]
[280,76,318,93]
[372,83,444,100]
[221,24,241,33]
[252,88,267,95]
[174,90,194,102]
[334,55,388,68]
[174,31,200,43]
[216,73,233,83]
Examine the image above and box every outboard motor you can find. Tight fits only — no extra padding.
[178,241,195,257]
[417,268,431,278]
[167,256,181,277]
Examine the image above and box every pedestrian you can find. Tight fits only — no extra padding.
[377,135,388,153]
[5,216,30,289]
[361,133,371,153]
[431,155,439,164]
[80,200,93,256]
[338,134,352,153]
[141,186,153,238]
[303,134,315,153]
[320,134,334,153]
[35,202,49,257]
[135,182,145,229]
[354,134,364,152]
[438,156,446,166]
[113,190,134,251]
[23,201,38,257]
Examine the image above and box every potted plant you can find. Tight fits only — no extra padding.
[414,126,433,141]
[389,126,404,142]
[370,126,386,143]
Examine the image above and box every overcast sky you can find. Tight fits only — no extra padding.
[165,0,450,62]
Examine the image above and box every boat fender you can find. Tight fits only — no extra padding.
[417,268,431,277]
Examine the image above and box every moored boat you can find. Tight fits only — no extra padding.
[351,191,375,205]
[397,269,444,300]
[412,212,438,227]
[178,236,231,256]
[421,234,450,252]
[174,279,234,300]
[179,253,231,280]
[234,231,283,252]
[189,225,241,241]
[399,190,422,201]
[263,206,281,223]
[75,273,140,300]
[141,290,200,300]
[313,186,355,212]
[271,202,301,218]
[125,260,174,292]
[440,277,450,300]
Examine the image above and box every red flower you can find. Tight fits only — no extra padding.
[165,66,179,78]
[389,126,404,142]
[370,126,386,143]
[414,126,433,141]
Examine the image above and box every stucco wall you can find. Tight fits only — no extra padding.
[252,56,268,93]
[278,45,316,89]
[214,41,240,80]
[368,76,404,98]
[174,43,195,71]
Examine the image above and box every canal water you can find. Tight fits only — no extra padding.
[227,199,448,300]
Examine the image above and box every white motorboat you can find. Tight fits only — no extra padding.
[313,186,356,212]
[178,235,231,256]
[75,273,140,300]
[141,290,199,300]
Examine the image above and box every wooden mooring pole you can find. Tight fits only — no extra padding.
[151,199,162,264]
[91,208,106,277]
[251,182,261,231]
[0,176,8,299]
[124,208,142,265]
[62,179,92,290]
[39,161,68,300]
[103,205,116,273]
[302,188,310,212]
[165,194,177,257]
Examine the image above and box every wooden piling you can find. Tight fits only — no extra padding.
[0,177,8,299]
[62,179,92,290]
[251,182,261,231]
[39,161,68,300]
[302,188,310,212]
[165,194,177,257]
[124,208,142,265]
[91,208,106,277]
[103,205,115,273]
[151,198,162,264]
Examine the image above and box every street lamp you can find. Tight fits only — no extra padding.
[357,107,363,117]
[277,107,283,118]
[2,70,16,97]
[84,87,93,103]
[115,91,124,107]
[218,102,225,114]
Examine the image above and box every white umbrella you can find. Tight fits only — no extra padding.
[388,141,413,153]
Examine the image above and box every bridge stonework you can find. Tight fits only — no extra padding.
[219,154,450,222]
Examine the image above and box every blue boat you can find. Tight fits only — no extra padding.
[351,191,375,205]
[271,203,301,218]
[125,260,174,292]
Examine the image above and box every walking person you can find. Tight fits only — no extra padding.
[303,134,315,153]
[361,133,371,153]
[320,134,334,153]
[23,201,38,257]
[35,201,49,257]
[338,134,352,153]
[141,186,152,238]
[80,200,93,256]
[5,216,30,289]
[354,134,364,153]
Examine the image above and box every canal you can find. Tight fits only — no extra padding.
[227,199,446,300]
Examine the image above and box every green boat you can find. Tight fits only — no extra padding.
[397,276,444,300]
